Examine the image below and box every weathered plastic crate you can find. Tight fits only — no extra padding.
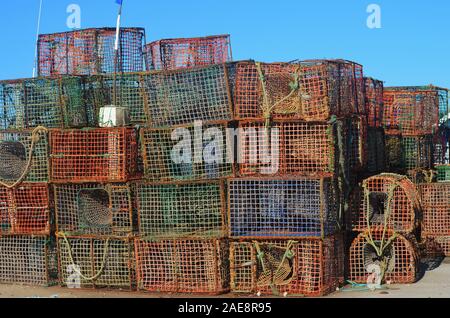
[57,235,134,289]
[230,235,344,296]
[0,235,57,286]
[50,128,138,183]
[135,238,229,294]
[238,119,348,177]
[141,122,234,182]
[228,177,339,238]
[144,35,232,71]
[54,183,132,236]
[0,76,86,130]
[0,183,50,235]
[436,165,450,182]
[367,127,386,173]
[234,60,364,121]
[419,183,450,236]
[0,129,49,184]
[135,180,227,239]
[348,174,421,233]
[364,77,384,128]
[38,27,145,76]
[383,87,440,135]
[349,228,419,284]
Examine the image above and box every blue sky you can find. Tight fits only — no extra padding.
[0,0,449,88]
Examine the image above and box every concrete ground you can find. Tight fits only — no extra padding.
[1,259,450,298]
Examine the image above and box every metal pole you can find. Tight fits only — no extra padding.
[33,0,44,77]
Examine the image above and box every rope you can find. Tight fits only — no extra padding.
[0,126,48,189]
[255,62,301,128]
[59,232,110,281]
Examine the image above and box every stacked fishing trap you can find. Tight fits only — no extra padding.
[1,24,450,297]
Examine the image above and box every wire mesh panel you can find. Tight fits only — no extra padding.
[402,135,433,171]
[83,73,147,126]
[0,77,86,130]
[234,60,364,121]
[349,174,420,233]
[383,88,440,135]
[135,180,227,239]
[54,183,132,236]
[50,128,138,183]
[0,130,49,183]
[135,238,229,294]
[419,183,450,236]
[38,28,145,76]
[436,165,450,182]
[141,122,234,182]
[144,35,232,71]
[228,177,339,238]
[0,183,50,235]
[57,235,134,289]
[144,64,234,127]
[367,128,386,173]
[364,78,384,128]
[0,235,56,286]
[348,229,419,284]
[384,132,404,173]
[239,120,343,177]
[230,235,344,296]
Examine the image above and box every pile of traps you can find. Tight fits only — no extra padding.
[0,27,449,297]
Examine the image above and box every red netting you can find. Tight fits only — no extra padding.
[433,127,450,165]
[348,174,420,233]
[38,28,145,76]
[234,60,364,121]
[50,128,138,183]
[0,183,50,235]
[348,229,419,284]
[383,88,440,135]
[135,238,229,294]
[144,35,232,71]
[423,236,450,257]
[364,78,384,127]
[230,235,344,296]
[419,183,450,236]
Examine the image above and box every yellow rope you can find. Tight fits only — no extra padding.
[0,126,48,189]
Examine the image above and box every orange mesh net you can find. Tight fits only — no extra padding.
[50,128,138,183]
[135,238,229,294]
[419,183,450,236]
[144,35,232,71]
[348,229,419,284]
[364,78,384,128]
[230,235,344,296]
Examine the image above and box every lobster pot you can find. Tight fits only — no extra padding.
[436,87,449,124]
[419,183,450,236]
[141,122,234,182]
[135,180,227,239]
[367,128,386,173]
[239,120,345,177]
[402,135,433,171]
[144,64,234,127]
[228,177,339,238]
[38,28,145,76]
[135,239,229,294]
[348,229,419,284]
[424,236,450,257]
[436,165,450,182]
[0,235,56,286]
[83,74,147,126]
[346,116,367,171]
[383,88,440,135]
[57,235,134,289]
[230,235,344,297]
[364,77,384,128]
[0,183,50,235]
[50,128,138,183]
[434,127,449,165]
[0,77,86,130]
[54,183,132,236]
[144,35,232,71]
[385,132,403,173]
[348,174,420,233]
[234,60,364,122]
[0,130,49,183]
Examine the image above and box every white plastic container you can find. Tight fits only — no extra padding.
[98,106,130,127]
